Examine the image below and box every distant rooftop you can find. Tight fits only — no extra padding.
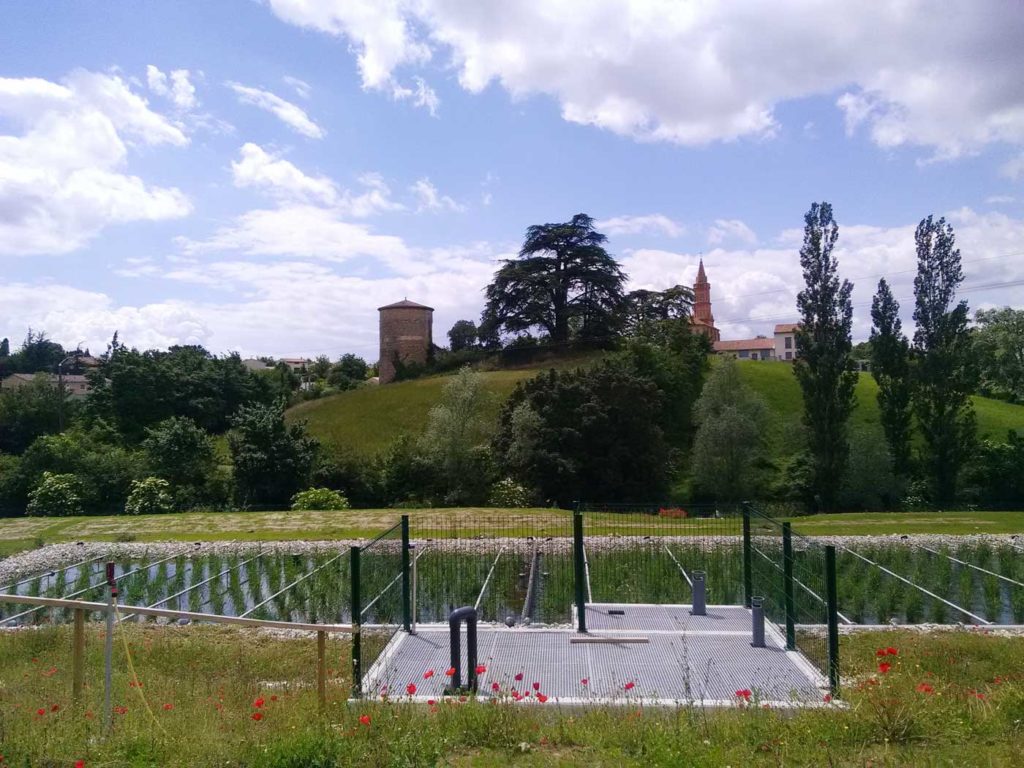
[713,338,775,352]
[378,299,434,311]
[774,323,800,334]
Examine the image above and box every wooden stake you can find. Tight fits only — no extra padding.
[316,630,326,713]
[72,608,85,702]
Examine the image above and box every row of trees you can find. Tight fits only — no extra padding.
[795,204,993,510]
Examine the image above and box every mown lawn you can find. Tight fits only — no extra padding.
[0,625,1022,766]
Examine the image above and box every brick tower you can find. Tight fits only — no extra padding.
[378,299,434,384]
[691,259,720,342]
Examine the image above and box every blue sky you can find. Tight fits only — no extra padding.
[2,1,1023,360]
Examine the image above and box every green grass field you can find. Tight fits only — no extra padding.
[2,508,1023,555]
[1,625,1021,766]
[287,357,1024,458]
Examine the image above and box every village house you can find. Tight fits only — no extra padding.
[0,372,91,398]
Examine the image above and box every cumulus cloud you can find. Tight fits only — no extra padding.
[0,69,191,255]
[226,82,324,138]
[707,219,758,246]
[410,177,465,213]
[231,142,338,205]
[596,214,683,238]
[265,0,1024,157]
[391,76,439,115]
[146,65,198,110]
[282,75,311,99]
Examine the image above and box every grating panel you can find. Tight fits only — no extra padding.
[364,603,826,707]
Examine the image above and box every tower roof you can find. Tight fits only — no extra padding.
[696,258,707,284]
[378,299,434,311]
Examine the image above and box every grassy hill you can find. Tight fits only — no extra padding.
[287,357,1024,458]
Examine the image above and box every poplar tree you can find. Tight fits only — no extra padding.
[793,202,857,512]
[912,215,976,504]
[869,278,912,474]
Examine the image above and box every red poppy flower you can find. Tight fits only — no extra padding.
[916,682,934,694]
[475,664,486,675]
[580,678,588,686]
[270,694,278,702]
[875,648,887,657]
[823,694,832,703]
[878,662,892,674]
[445,667,456,677]
[75,762,84,768]
[491,682,500,692]
[406,683,417,695]
[114,706,128,715]
[251,712,263,721]
[624,682,635,691]
[254,697,265,708]
[537,693,548,703]
[50,704,60,712]
[36,708,45,716]
[514,672,524,682]
[886,647,898,656]
[428,698,436,705]
[971,690,985,700]
[735,689,752,701]
[424,669,435,679]
[532,682,540,691]
[359,714,371,726]
[163,703,173,711]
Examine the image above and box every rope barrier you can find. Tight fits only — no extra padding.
[241,551,344,619]
[663,543,693,587]
[917,544,1024,590]
[114,600,169,738]
[474,546,506,612]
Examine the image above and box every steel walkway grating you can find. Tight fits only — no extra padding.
[363,604,828,707]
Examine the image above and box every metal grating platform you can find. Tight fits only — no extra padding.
[362,604,828,707]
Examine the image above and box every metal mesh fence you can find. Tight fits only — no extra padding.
[410,511,575,626]
[578,503,745,608]
[747,506,837,691]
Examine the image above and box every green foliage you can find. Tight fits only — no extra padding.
[912,215,976,505]
[0,373,67,454]
[418,366,494,505]
[290,487,351,510]
[494,360,669,506]
[962,430,1024,509]
[373,434,434,506]
[838,427,905,511]
[447,319,479,352]
[487,477,533,507]
[142,416,220,508]
[125,476,175,515]
[228,401,318,506]
[6,329,65,374]
[870,278,912,474]
[85,340,269,442]
[692,358,769,502]
[326,353,369,390]
[973,307,1024,404]
[620,285,694,341]
[481,213,626,344]
[26,471,84,516]
[20,427,140,513]
[0,452,26,515]
[793,201,858,511]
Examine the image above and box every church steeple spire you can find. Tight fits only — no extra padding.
[692,258,720,342]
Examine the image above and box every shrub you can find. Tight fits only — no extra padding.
[26,471,84,517]
[125,477,175,515]
[488,477,533,507]
[291,487,350,511]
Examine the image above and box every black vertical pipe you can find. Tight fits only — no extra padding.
[350,545,362,698]
[825,545,840,696]
[783,522,796,651]
[742,503,753,608]
[573,509,587,633]
[401,515,411,632]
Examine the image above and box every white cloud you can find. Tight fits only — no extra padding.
[986,195,1016,205]
[1002,153,1024,181]
[597,214,683,238]
[266,0,1024,156]
[226,82,324,138]
[231,142,338,205]
[391,76,439,115]
[146,65,198,110]
[707,219,758,246]
[0,70,191,255]
[282,75,311,99]
[410,177,465,213]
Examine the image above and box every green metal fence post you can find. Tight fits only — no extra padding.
[742,502,753,608]
[825,544,840,696]
[350,545,362,698]
[573,508,587,633]
[400,514,411,632]
[782,522,796,651]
